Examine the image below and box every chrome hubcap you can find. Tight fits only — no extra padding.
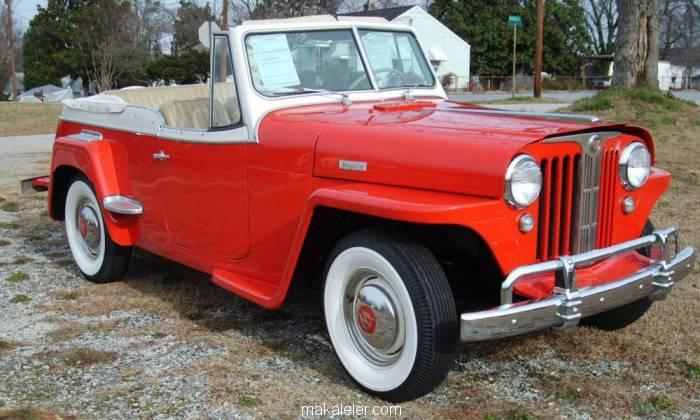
[344,271,405,366]
[76,199,101,259]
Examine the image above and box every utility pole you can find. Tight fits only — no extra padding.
[534,0,545,98]
[5,0,17,101]
[222,0,228,30]
[509,15,522,98]
[512,25,517,98]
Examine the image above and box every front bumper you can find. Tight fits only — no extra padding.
[461,226,696,341]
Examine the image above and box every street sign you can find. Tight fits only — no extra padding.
[508,15,522,27]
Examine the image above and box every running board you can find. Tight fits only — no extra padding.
[448,108,599,123]
[20,175,50,194]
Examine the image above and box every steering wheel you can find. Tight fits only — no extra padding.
[348,68,408,90]
[372,68,408,88]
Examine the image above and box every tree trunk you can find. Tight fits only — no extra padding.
[613,0,660,88]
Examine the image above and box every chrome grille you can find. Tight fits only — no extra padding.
[538,132,621,260]
[577,147,602,253]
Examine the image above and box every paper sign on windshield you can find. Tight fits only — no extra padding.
[248,34,300,90]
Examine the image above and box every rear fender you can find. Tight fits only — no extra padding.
[50,136,139,246]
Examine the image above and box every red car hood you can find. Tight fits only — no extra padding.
[272,99,648,198]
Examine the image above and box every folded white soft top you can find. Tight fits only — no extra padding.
[62,94,127,114]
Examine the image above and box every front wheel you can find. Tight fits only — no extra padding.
[581,219,655,330]
[323,231,458,402]
[64,175,131,283]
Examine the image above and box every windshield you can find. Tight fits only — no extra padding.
[245,29,434,97]
[246,30,372,96]
[357,30,434,89]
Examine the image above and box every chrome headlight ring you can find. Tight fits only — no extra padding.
[619,142,651,190]
[505,154,542,209]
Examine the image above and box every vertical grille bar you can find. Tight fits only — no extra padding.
[549,158,562,258]
[560,156,574,254]
[537,159,551,261]
[597,149,619,248]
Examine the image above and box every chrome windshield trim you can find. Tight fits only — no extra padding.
[447,108,600,123]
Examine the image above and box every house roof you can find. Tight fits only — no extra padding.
[338,5,415,21]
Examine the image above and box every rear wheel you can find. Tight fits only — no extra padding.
[64,175,131,283]
[322,231,457,402]
[581,220,654,331]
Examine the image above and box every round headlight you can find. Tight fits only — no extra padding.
[505,155,542,208]
[619,142,651,190]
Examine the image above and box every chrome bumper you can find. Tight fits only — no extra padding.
[461,226,696,342]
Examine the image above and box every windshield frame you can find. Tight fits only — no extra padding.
[242,26,436,99]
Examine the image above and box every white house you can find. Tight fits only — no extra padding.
[340,6,471,89]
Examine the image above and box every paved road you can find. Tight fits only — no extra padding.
[0,134,55,155]
[449,89,700,104]
[0,134,54,190]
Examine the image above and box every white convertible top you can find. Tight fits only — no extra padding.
[62,94,127,114]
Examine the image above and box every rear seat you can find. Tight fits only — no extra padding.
[104,84,239,129]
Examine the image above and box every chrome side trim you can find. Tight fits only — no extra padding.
[67,130,103,142]
[447,108,600,123]
[460,231,695,342]
[102,195,143,215]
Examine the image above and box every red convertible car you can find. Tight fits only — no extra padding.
[30,16,695,401]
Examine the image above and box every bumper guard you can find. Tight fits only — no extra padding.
[460,226,696,341]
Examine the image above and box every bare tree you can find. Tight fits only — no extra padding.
[612,0,660,88]
[131,0,174,54]
[583,0,618,55]
[77,0,137,92]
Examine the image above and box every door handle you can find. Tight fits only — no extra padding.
[152,151,170,161]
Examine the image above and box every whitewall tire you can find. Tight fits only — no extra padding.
[65,175,131,283]
[323,231,458,402]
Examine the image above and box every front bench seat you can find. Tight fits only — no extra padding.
[159,97,230,130]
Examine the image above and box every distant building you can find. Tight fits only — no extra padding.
[340,5,471,90]
[662,47,700,89]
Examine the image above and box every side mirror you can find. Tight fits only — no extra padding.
[198,21,221,48]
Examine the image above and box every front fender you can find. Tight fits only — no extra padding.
[50,136,139,246]
[268,180,533,309]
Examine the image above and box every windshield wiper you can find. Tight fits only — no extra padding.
[270,88,352,106]
[402,83,432,100]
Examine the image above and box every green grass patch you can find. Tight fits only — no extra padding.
[0,407,47,420]
[6,272,29,283]
[0,239,10,247]
[568,86,695,114]
[238,395,261,408]
[0,222,18,230]
[10,294,30,303]
[635,395,671,416]
[676,360,700,380]
[1,201,18,212]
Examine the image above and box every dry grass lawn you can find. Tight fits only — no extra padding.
[0,103,62,137]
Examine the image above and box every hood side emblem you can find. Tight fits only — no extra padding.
[339,160,367,172]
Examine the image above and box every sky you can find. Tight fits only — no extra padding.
[12,0,46,27]
[11,0,216,28]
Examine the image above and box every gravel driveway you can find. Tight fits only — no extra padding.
[1,134,698,418]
